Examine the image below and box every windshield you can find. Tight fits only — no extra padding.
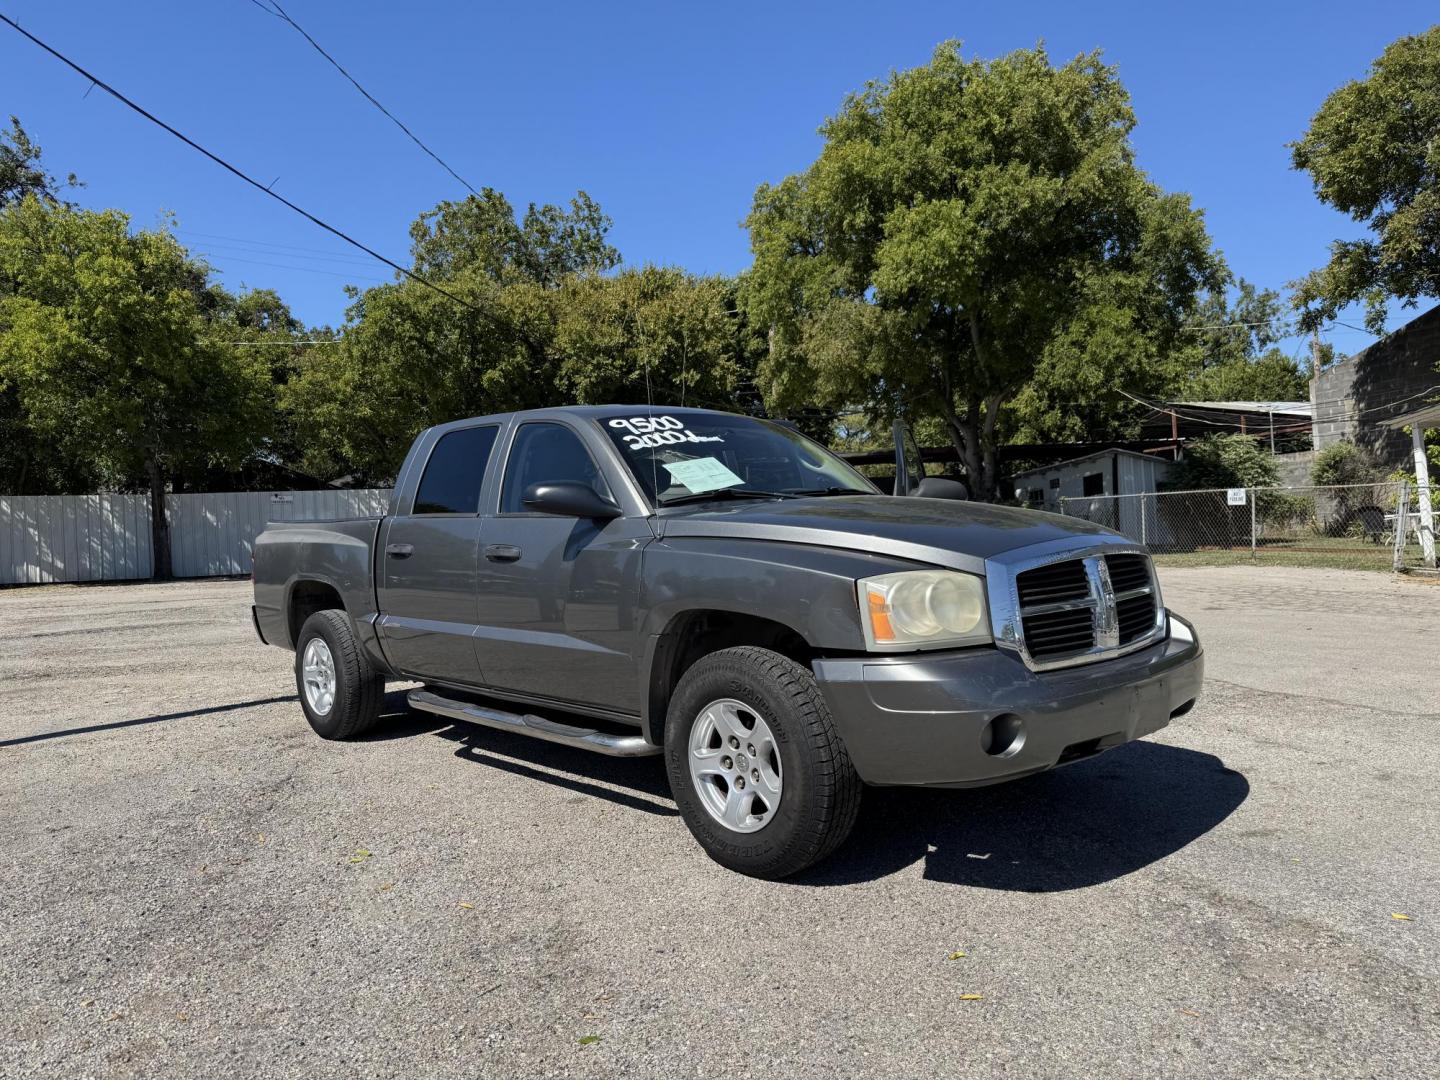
[595,409,879,506]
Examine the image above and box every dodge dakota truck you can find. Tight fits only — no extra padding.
[251,406,1203,878]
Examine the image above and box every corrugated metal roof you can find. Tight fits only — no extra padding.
[1011,447,1171,480]
[1173,401,1313,417]
[1380,402,1440,429]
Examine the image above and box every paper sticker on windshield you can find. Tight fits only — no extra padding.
[662,457,744,494]
[609,415,724,450]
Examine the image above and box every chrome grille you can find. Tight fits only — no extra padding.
[1105,553,1159,646]
[999,545,1164,671]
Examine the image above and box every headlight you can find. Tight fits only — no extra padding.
[858,570,992,651]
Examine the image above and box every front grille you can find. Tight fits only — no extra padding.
[1015,559,1089,606]
[1015,559,1096,659]
[1105,553,1158,645]
[1105,553,1151,593]
[1023,606,1096,658]
[1010,550,1162,667]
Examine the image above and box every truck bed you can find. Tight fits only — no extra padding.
[251,516,386,651]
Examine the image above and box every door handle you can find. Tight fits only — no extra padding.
[484,544,523,562]
[385,543,414,559]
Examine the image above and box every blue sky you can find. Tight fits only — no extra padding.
[2,0,1434,360]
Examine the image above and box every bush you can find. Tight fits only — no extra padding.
[1311,442,1382,487]
[1168,434,1279,490]
[1311,442,1386,533]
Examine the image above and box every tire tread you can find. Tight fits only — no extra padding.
[298,609,384,740]
[668,645,862,878]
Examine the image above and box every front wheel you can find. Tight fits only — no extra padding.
[664,646,862,879]
[294,609,384,740]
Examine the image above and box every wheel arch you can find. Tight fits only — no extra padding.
[286,577,347,647]
[642,607,815,746]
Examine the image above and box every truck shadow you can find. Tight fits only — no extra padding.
[796,742,1249,891]
[368,691,1247,891]
[366,691,679,817]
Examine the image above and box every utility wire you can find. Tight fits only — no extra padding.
[245,0,479,196]
[0,13,509,331]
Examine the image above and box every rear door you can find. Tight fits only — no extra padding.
[377,423,500,683]
[473,419,649,715]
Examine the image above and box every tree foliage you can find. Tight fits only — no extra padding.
[0,116,80,207]
[742,41,1223,498]
[1291,26,1440,331]
[284,191,756,480]
[0,198,272,573]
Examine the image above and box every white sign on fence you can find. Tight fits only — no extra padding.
[1226,488,1248,506]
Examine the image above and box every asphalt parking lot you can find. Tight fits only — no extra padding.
[3,566,1437,1078]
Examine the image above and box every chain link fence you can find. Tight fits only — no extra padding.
[1060,482,1436,572]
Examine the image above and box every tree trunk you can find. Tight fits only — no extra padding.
[938,398,986,500]
[146,456,172,580]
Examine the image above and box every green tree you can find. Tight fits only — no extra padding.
[743,42,1222,498]
[1178,281,1309,401]
[0,198,272,576]
[551,267,752,408]
[0,116,80,206]
[1291,26,1440,332]
[284,189,620,480]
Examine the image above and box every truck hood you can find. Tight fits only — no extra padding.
[656,494,1120,574]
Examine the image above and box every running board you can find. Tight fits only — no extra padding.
[407,690,660,758]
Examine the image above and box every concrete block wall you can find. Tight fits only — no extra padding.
[1312,304,1440,468]
[1272,451,1315,488]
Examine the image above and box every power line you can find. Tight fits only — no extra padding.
[0,13,510,332]
[174,228,382,264]
[1332,319,1382,338]
[204,253,389,282]
[244,0,479,196]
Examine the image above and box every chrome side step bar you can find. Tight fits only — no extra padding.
[407,690,660,758]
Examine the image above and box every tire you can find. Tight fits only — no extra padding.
[294,609,385,740]
[664,646,862,879]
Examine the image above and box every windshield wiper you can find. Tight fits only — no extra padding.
[659,488,801,507]
[786,486,870,497]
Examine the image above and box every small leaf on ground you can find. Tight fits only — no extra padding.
[579,1035,601,1046]
[1391,913,1413,921]
[958,994,983,1001]
[458,902,474,910]
[947,951,966,960]
[349,848,372,863]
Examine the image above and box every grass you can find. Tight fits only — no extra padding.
[1151,535,1417,573]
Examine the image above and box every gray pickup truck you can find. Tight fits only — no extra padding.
[252,406,1203,878]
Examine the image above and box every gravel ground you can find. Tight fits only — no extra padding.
[2,566,1437,1078]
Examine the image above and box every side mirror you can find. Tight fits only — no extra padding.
[522,481,623,519]
[914,476,970,501]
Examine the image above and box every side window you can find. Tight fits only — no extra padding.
[501,423,612,513]
[412,426,499,514]
[1082,472,1105,497]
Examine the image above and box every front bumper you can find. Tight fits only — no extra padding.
[811,612,1203,787]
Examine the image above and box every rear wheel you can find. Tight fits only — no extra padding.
[294,609,384,740]
[664,646,862,879]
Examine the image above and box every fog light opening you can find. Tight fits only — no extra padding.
[981,713,1026,758]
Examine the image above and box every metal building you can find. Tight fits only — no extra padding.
[1011,448,1173,536]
